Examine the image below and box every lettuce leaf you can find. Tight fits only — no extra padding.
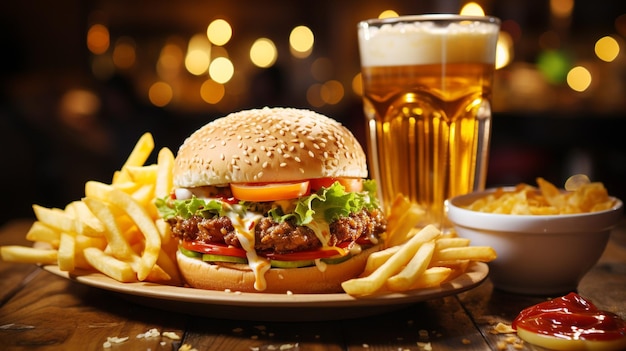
[156,196,226,220]
[268,180,379,226]
[156,180,380,225]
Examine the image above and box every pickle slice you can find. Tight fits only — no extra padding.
[202,253,247,264]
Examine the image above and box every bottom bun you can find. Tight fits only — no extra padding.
[176,245,380,294]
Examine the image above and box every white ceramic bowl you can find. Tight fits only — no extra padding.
[445,188,624,295]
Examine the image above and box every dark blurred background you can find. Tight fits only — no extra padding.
[1,0,625,225]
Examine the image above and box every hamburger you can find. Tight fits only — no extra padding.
[157,107,387,293]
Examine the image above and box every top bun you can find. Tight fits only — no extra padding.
[173,107,368,188]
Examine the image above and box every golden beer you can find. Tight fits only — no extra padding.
[358,16,500,227]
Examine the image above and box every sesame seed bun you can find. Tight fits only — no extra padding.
[173,107,368,188]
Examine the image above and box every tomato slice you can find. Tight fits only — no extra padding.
[181,240,247,258]
[230,181,310,202]
[310,177,363,192]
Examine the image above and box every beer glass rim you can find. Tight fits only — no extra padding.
[358,14,500,28]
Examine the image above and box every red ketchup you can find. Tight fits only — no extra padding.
[513,292,626,342]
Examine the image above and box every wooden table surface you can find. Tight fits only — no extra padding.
[1,218,625,351]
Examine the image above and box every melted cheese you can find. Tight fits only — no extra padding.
[225,210,270,291]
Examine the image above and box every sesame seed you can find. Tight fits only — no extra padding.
[308,150,315,158]
[279,163,287,167]
[294,156,301,163]
[262,162,269,169]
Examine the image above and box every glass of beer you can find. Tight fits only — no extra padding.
[357,15,500,228]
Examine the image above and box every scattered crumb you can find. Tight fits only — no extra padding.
[461,338,471,345]
[137,328,160,338]
[103,336,129,348]
[492,322,516,334]
[286,290,293,295]
[163,331,181,340]
[362,343,370,348]
[417,342,432,350]
[496,341,507,350]
[179,344,198,351]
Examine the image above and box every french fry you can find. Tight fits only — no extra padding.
[88,182,162,281]
[385,204,425,248]
[125,164,158,184]
[83,247,136,283]
[112,132,154,184]
[432,246,497,263]
[0,246,58,265]
[362,245,400,276]
[68,200,105,236]
[342,225,440,296]
[386,241,435,291]
[435,238,471,250]
[25,222,61,248]
[155,147,175,199]
[83,197,137,261]
[408,267,453,289]
[57,233,76,271]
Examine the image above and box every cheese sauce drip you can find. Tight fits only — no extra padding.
[225,208,270,291]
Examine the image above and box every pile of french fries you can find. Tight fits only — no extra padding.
[342,195,497,296]
[0,133,181,285]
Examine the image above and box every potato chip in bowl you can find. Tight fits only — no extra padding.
[445,176,623,295]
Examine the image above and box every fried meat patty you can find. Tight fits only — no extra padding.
[167,209,386,254]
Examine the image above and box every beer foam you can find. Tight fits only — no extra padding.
[358,19,499,67]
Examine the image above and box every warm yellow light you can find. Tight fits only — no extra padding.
[567,66,592,92]
[209,57,234,84]
[595,36,620,62]
[112,37,136,69]
[550,0,574,18]
[460,2,485,16]
[185,50,210,75]
[320,80,344,105]
[189,33,212,52]
[306,83,324,107]
[290,26,314,58]
[148,81,173,107]
[200,79,225,104]
[87,24,110,55]
[207,19,232,46]
[311,57,333,81]
[157,40,184,79]
[185,34,211,75]
[378,10,399,19]
[352,73,363,96]
[250,38,277,68]
[495,32,513,70]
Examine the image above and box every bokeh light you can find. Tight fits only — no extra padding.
[148,81,173,107]
[460,2,485,16]
[550,0,574,18]
[567,66,592,92]
[250,38,277,68]
[496,32,514,70]
[378,10,399,19]
[87,24,110,55]
[207,19,232,46]
[200,79,225,104]
[595,36,620,62]
[112,37,136,69]
[537,50,571,84]
[209,57,234,84]
[352,73,363,96]
[290,26,314,58]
